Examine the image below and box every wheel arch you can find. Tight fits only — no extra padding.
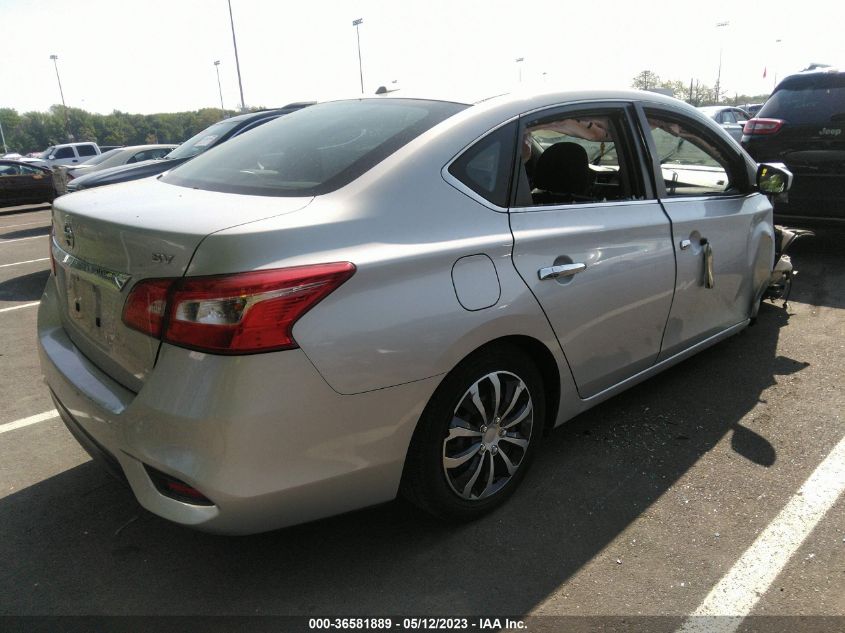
[427,334,562,435]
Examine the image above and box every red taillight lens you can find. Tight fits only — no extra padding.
[743,118,785,135]
[122,263,355,354]
[122,279,174,338]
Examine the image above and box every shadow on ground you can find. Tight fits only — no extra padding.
[0,269,50,302]
[781,225,845,310]
[0,297,810,616]
[0,225,50,240]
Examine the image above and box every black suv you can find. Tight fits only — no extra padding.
[67,103,314,192]
[741,69,845,225]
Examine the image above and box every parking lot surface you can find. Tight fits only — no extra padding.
[0,205,842,630]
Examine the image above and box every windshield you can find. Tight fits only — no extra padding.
[165,119,241,160]
[759,73,845,124]
[40,146,55,158]
[162,99,467,197]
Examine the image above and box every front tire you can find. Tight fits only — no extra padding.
[401,345,545,521]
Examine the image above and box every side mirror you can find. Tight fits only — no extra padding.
[48,155,56,160]
[757,162,793,195]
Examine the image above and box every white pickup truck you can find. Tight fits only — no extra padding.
[25,142,101,167]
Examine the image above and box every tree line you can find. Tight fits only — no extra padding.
[630,70,770,107]
[0,105,241,154]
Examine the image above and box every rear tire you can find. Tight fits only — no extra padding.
[401,345,545,521]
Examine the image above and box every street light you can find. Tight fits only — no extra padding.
[352,18,364,94]
[49,54,71,140]
[515,57,524,83]
[227,0,246,111]
[0,118,7,154]
[773,38,783,88]
[214,60,225,112]
[714,21,729,104]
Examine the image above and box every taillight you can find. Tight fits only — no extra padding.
[122,263,355,354]
[743,118,785,135]
[123,279,173,337]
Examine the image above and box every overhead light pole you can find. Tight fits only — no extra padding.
[352,18,364,94]
[214,60,225,112]
[714,21,729,104]
[0,118,7,154]
[49,54,71,140]
[773,38,783,88]
[227,0,246,111]
[516,57,525,83]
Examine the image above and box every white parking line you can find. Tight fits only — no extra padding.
[0,302,40,313]
[677,434,845,633]
[0,410,59,435]
[0,235,47,244]
[0,257,49,269]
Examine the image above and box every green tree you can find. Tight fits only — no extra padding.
[631,70,661,91]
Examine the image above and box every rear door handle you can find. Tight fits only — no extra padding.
[538,262,586,280]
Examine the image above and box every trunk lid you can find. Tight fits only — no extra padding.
[51,178,313,392]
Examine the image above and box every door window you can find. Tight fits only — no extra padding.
[644,111,745,196]
[54,147,75,159]
[515,112,638,207]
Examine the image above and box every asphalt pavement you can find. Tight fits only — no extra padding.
[0,204,842,631]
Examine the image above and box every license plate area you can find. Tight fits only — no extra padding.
[52,239,132,347]
[65,273,112,342]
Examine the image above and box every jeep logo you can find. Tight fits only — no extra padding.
[819,127,842,137]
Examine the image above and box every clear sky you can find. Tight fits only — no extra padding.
[0,0,841,114]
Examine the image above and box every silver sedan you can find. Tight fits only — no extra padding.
[38,90,786,534]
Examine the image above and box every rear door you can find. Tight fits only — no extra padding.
[509,102,675,399]
[638,105,770,360]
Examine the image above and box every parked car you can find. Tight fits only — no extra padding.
[22,142,101,168]
[66,104,313,192]
[697,105,752,141]
[740,103,765,117]
[742,68,845,224]
[39,90,790,534]
[0,160,56,207]
[65,144,177,179]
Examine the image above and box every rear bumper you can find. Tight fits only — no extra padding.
[37,278,438,534]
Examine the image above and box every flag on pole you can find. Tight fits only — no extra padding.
[763,67,767,78]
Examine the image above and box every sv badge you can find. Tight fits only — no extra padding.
[152,253,175,264]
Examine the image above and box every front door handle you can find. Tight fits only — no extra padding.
[701,238,715,289]
[538,262,586,280]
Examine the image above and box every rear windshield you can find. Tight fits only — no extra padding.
[759,73,845,124]
[81,148,122,165]
[161,99,467,196]
[165,119,242,160]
